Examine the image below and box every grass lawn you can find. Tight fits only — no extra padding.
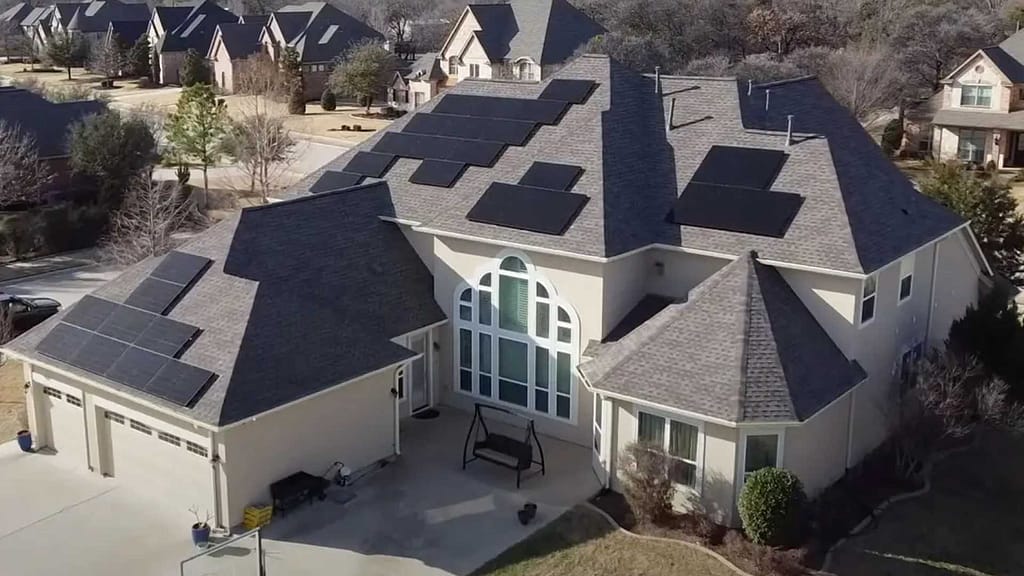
[0,360,26,442]
[829,430,1024,576]
[472,505,738,576]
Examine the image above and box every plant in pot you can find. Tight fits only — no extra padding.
[189,506,212,547]
[517,502,537,525]
[16,430,33,452]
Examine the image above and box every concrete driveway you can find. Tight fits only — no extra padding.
[0,264,124,307]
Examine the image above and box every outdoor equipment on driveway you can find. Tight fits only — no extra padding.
[462,402,546,488]
[269,471,329,515]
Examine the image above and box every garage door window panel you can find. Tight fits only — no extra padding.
[130,420,152,435]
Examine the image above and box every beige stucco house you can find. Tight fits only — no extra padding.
[389,51,444,112]
[932,31,1024,168]
[208,21,266,93]
[3,55,988,530]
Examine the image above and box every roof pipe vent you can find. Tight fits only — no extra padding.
[786,114,794,147]
[667,97,676,134]
[764,88,771,112]
[747,79,753,96]
[654,66,661,94]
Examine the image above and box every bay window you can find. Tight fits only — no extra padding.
[741,431,783,483]
[637,411,702,491]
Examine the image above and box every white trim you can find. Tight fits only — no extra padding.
[926,238,941,342]
[961,225,992,276]
[437,6,472,63]
[391,319,447,344]
[379,215,423,227]
[737,427,786,489]
[634,405,706,496]
[898,253,915,305]
[858,272,878,327]
[580,376,738,427]
[754,258,867,279]
[942,49,1012,85]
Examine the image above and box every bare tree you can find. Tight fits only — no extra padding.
[91,39,126,82]
[916,351,1024,438]
[101,175,207,265]
[811,43,907,122]
[0,120,53,207]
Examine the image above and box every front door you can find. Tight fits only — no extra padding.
[409,333,430,412]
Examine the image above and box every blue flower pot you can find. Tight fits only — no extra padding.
[191,523,211,547]
[16,430,32,453]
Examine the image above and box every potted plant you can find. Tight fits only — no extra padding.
[16,430,32,453]
[517,502,537,525]
[189,506,212,547]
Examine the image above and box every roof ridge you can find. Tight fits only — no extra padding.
[737,253,756,422]
[747,259,799,420]
[251,180,387,211]
[752,75,818,89]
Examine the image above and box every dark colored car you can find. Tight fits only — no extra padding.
[0,294,61,336]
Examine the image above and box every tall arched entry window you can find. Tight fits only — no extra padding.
[454,253,579,422]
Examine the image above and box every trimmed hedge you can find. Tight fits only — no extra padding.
[321,88,336,111]
[738,467,806,546]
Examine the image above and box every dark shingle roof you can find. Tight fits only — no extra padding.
[0,3,33,25]
[272,2,382,64]
[154,5,191,33]
[6,183,446,426]
[215,22,264,59]
[158,0,238,54]
[580,253,866,423]
[404,51,443,81]
[286,55,962,274]
[0,88,105,158]
[980,46,1024,83]
[66,0,148,34]
[108,19,148,45]
[463,0,604,66]
[20,6,52,28]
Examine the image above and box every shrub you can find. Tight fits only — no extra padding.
[180,48,209,87]
[880,118,903,157]
[619,442,674,525]
[738,468,806,546]
[320,88,336,111]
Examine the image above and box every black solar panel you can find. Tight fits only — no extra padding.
[467,183,589,235]
[403,113,537,146]
[373,132,505,167]
[151,251,211,287]
[539,79,596,104]
[310,170,364,193]
[37,323,92,361]
[125,277,185,315]
[135,316,199,357]
[433,94,569,124]
[105,346,171,389]
[690,146,787,190]
[71,334,129,375]
[62,296,118,331]
[518,162,583,191]
[671,183,803,238]
[409,160,466,188]
[145,360,215,406]
[96,305,156,343]
[343,151,396,178]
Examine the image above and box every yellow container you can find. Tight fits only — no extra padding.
[242,504,273,530]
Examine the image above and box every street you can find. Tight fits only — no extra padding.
[0,264,124,308]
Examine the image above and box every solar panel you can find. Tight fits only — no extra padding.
[37,323,92,362]
[409,160,466,188]
[373,133,505,167]
[310,170,364,193]
[135,316,200,357]
[690,146,787,190]
[70,334,129,375]
[670,182,803,238]
[518,162,583,191]
[432,94,569,125]
[125,277,185,315]
[96,305,156,343]
[342,151,396,178]
[402,113,537,146]
[539,79,596,104]
[62,296,118,331]
[145,360,215,406]
[467,183,589,235]
[104,346,171,390]
[151,251,211,287]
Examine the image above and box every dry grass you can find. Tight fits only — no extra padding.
[472,505,738,576]
[0,359,26,442]
[0,63,173,99]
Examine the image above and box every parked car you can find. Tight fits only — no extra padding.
[0,294,61,336]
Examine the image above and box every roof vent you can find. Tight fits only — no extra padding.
[654,66,661,95]
[786,114,794,147]
[764,88,771,112]
[747,79,753,96]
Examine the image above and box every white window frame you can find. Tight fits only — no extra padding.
[957,129,987,163]
[634,406,705,495]
[898,254,914,305]
[593,393,603,458]
[468,63,480,78]
[453,250,580,424]
[959,83,993,108]
[859,273,877,327]
[447,56,458,75]
[395,366,406,401]
[738,428,785,487]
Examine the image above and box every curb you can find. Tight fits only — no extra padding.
[583,502,755,576]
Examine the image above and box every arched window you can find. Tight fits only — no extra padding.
[448,55,459,76]
[454,254,579,421]
[517,61,534,81]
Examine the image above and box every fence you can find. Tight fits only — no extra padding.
[180,528,263,576]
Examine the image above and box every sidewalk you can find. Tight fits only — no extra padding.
[0,249,100,284]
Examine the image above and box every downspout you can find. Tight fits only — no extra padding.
[393,373,401,456]
[925,241,941,346]
[209,428,224,530]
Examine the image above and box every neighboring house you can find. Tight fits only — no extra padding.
[45,2,87,39]
[208,21,266,93]
[933,30,1024,168]
[154,0,237,85]
[902,91,943,156]
[258,2,383,99]
[0,86,105,195]
[388,51,443,112]
[3,55,989,529]
[146,4,190,49]
[437,0,604,86]
[18,5,54,56]
[65,0,149,46]
[105,18,147,50]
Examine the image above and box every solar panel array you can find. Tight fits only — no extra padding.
[37,252,217,407]
[410,159,466,188]
[671,146,802,238]
[310,171,364,194]
[467,162,589,236]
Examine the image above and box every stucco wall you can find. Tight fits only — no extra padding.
[947,53,1009,113]
[159,51,185,85]
[783,392,852,498]
[220,368,397,526]
[644,248,730,300]
[601,251,649,336]
[929,230,983,346]
[211,47,234,93]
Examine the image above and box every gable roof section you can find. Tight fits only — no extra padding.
[67,0,149,33]
[460,0,604,66]
[0,3,33,26]
[108,19,148,45]
[215,21,265,60]
[6,183,446,426]
[580,253,866,423]
[20,6,53,28]
[0,88,105,158]
[405,51,443,81]
[159,0,237,53]
[271,2,382,64]
[980,46,1024,83]
[153,5,191,34]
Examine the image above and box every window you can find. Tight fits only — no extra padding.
[517,61,534,81]
[637,411,701,489]
[860,274,877,325]
[104,411,125,425]
[158,431,181,447]
[186,441,209,458]
[742,433,781,480]
[899,342,924,393]
[957,129,987,163]
[469,63,480,78]
[65,394,82,407]
[448,56,458,75]
[898,254,914,304]
[395,367,405,400]
[42,386,62,400]
[130,419,151,435]
[960,84,993,108]
[454,253,579,421]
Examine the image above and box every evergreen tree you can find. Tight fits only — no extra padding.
[180,48,209,87]
[166,84,228,199]
[281,47,305,115]
[47,32,89,80]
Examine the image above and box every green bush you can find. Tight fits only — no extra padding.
[320,88,336,111]
[880,118,903,157]
[738,468,806,546]
[0,204,109,260]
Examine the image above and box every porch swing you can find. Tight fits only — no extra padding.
[462,402,546,488]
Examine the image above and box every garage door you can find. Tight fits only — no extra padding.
[101,410,214,514]
[40,386,87,465]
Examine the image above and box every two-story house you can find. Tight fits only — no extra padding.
[932,30,1024,167]
[3,55,987,529]
[152,0,238,86]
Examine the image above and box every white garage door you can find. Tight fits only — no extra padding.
[41,386,87,465]
[101,410,214,514]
